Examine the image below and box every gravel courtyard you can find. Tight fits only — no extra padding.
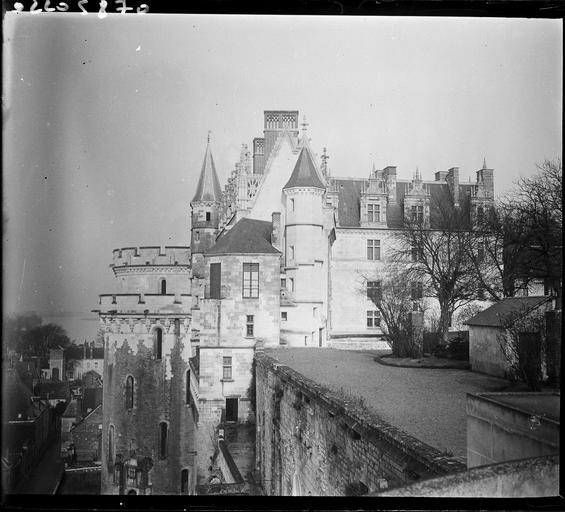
[265,347,511,461]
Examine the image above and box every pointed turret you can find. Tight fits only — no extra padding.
[191,138,222,204]
[283,147,325,190]
[190,136,222,278]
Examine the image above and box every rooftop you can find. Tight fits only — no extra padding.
[208,217,280,255]
[465,296,552,327]
[265,347,510,460]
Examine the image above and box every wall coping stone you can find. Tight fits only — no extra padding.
[256,353,466,476]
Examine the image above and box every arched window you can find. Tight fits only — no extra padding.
[160,279,167,295]
[181,468,189,494]
[159,422,168,459]
[125,376,134,409]
[155,328,163,360]
[108,425,115,463]
[185,370,191,405]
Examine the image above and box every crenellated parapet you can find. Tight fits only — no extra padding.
[112,246,191,268]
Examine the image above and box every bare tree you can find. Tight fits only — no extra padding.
[393,195,482,344]
[498,305,547,391]
[502,158,562,304]
[360,265,423,358]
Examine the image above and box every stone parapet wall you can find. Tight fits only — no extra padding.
[255,353,465,496]
[112,246,190,267]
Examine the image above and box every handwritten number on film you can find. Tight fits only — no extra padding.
[13,0,149,13]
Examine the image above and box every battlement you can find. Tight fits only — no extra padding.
[96,293,193,315]
[112,246,190,267]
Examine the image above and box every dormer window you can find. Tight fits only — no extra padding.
[368,204,380,223]
[411,205,424,224]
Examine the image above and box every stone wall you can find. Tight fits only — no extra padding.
[467,392,560,468]
[468,325,509,378]
[376,454,559,497]
[255,353,464,496]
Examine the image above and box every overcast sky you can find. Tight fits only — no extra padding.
[3,14,562,340]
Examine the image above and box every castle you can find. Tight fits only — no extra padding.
[95,109,494,494]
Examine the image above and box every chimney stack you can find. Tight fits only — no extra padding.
[446,167,460,206]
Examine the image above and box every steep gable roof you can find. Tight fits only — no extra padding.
[283,147,325,190]
[192,143,223,203]
[207,217,280,255]
[465,296,552,327]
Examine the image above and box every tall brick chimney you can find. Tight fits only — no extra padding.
[383,166,397,203]
[446,167,460,206]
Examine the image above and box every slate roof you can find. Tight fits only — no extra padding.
[332,178,475,229]
[465,296,552,327]
[192,144,223,203]
[207,218,280,255]
[283,148,325,190]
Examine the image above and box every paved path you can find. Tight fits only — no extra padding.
[16,441,64,494]
[266,348,510,460]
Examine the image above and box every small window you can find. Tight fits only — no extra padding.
[108,425,115,463]
[185,370,191,405]
[289,245,295,261]
[477,241,485,262]
[313,307,317,317]
[281,312,288,321]
[246,315,254,337]
[411,282,423,300]
[367,281,382,301]
[160,279,167,295]
[289,278,295,292]
[290,198,295,212]
[159,422,168,459]
[223,357,232,380]
[368,203,380,222]
[367,311,381,328]
[411,205,424,224]
[181,469,189,494]
[125,376,134,409]
[206,211,211,222]
[281,278,286,289]
[195,231,200,242]
[155,328,163,359]
[242,263,259,298]
[367,240,381,260]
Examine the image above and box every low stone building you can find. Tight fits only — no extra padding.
[466,296,553,378]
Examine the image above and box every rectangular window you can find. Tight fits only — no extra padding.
[411,282,423,300]
[289,278,294,292]
[206,211,211,221]
[242,263,259,298]
[477,241,485,262]
[246,315,254,337]
[210,263,221,299]
[222,357,232,380]
[313,307,317,317]
[289,245,295,261]
[368,204,380,222]
[281,312,287,321]
[367,311,381,328]
[195,231,200,242]
[281,278,286,289]
[411,205,424,223]
[367,240,381,260]
[290,198,295,211]
[367,281,382,301]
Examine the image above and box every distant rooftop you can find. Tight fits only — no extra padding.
[208,217,280,255]
[265,348,509,460]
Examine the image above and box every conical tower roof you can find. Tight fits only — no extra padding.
[283,147,325,190]
[192,142,222,203]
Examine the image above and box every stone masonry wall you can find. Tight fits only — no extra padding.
[256,353,465,496]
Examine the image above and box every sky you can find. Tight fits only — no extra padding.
[3,14,562,341]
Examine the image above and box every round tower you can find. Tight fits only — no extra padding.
[95,246,197,495]
[190,138,222,279]
[282,147,329,347]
